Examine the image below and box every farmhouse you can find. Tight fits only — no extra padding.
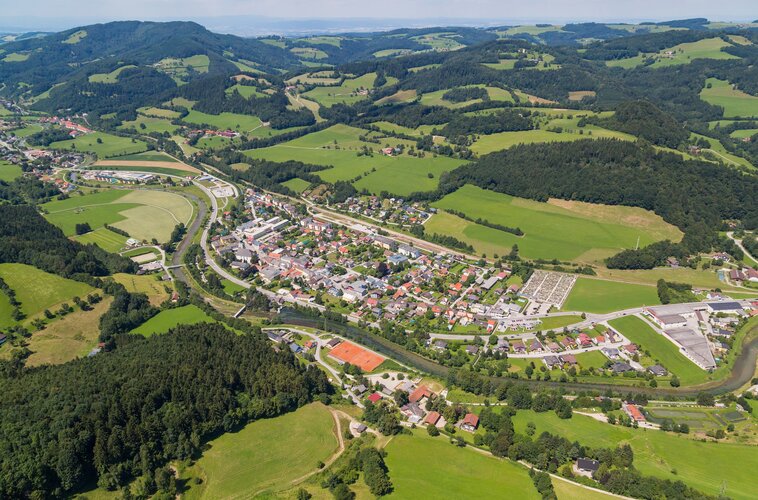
[622,402,646,423]
[425,411,441,427]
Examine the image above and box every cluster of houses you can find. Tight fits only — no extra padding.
[39,116,92,137]
[728,267,758,283]
[187,128,241,141]
[333,195,434,227]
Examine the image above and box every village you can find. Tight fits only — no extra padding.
[205,187,757,383]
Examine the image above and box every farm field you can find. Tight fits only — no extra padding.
[0,161,22,182]
[182,109,263,131]
[137,106,182,119]
[112,151,178,162]
[225,83,268,98]
[130,305,216,337]
[48,131,148,158]
[384,431,539,499]
[88,64,136,83]
[22,297,113,366]
[181,403,338,499]
[112,273,170,306]
[281,177,312,193]
[595,266,735,290]
[43,189,193,242]
[563,278,661,314]
[553,478,617,500]
[429,185,680,262]
[609,316,705,385]
[0,263,94,327]
[511,410,758,500]
[700,78,758,118]
[606,37,739,68]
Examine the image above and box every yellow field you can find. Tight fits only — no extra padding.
[112,273,171,306]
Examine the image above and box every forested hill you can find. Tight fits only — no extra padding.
[0,324,332,497]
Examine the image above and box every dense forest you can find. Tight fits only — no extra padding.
[583,100,689,148]
[0,324,332,498]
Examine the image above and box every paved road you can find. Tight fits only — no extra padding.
[727,231,758,264]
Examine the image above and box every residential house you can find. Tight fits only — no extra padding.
[460,413,479,432]
[573,458,600,478]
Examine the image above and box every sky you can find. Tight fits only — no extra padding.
[2,0,757,34]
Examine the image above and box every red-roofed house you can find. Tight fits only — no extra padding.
[367,393,382,404]
[460,413,479,432]
[623,402,646,422]
[425,411,441,426]
[409,385,433,404]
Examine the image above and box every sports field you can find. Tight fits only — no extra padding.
[428,185,680,262]
[607,37,739,68]
[245,125,465,195]
[183,109,263,131]
[563,278,661,313]
[131,305,216,337]
[328,341,385,371]
[48,131,148,158]
[0,161,22,182]
[511,410,758,500]
[23,297,113,366]
[384,431,539,499]
[0,263,94,327]
[182,403,338,499]
[43,189,193,242]
[609,315,705,384]
[700,78,758,118]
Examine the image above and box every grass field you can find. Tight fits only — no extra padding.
[538,315,584,331]
[24,297,113,366]
[690,132,754,170]
[303,73,382,107]
[511,410,758,500]
[0,161,22,182]
[574,350,611,370]
[43,189,193,242]
[183,109,263,131]
[609,316,705,384]
[48,131,148,158]
[118,114,180,134]
[112,273,170,306]
[563,278,661,314]
[72,227,127,252]
[607,37,739,68]
[281,177,312,193]
[428,185,680,262]
[384,431,539,499]
[700,78,758,118]
[245,125,465,195]
[182,403,338,499]
[0,263,94,327]
[469,125,633,155]
[154,55,209,84]
[553,478,617,500]
[130,305,216,337]
[88,65,137,83]
[225,83,268,99]
[419,85,515,108]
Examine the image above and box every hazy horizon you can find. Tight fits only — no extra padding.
[2,0,757,36]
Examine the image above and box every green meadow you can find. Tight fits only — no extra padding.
[0,263,94,328]
[419,85,515,108]
[690,132,754,170]
[245,124,465,195]
[511,410,758,500]
[72,227,127,253]
[303,72,397,107]
[563,278,661,314]
[607,37,739,69]
[183,109,263,131]
[88,65,137,83]
[118,114,180,134]
[0,161,22,182]
[281,177,312,193]
[225,83,268,99]
[428,185,680,262]
[181,403,338,499]
[609,316,705,385]
[131,305,217,337]
[384,431,539,499]
[469,124,634,155]
[700,78,758,118]
[48,131,148,158]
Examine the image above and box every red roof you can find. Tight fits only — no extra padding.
[367,393,382,403]
[425,411,441,426]
[461,413,479,428]
[409,385,433,403]
[625,403,646,422]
